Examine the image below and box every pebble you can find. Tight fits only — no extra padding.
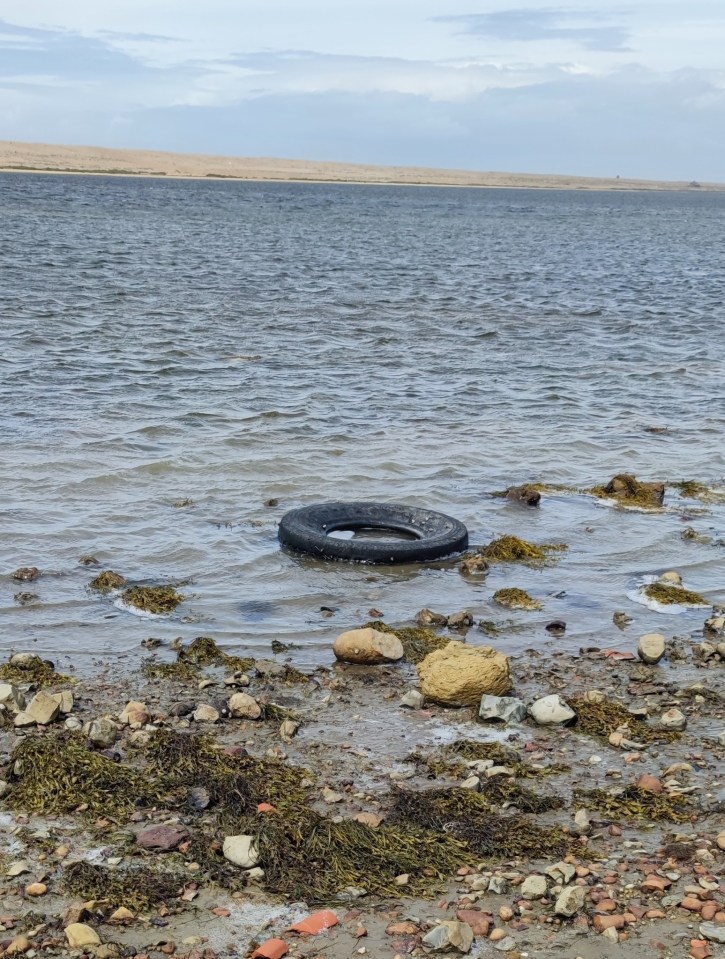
[555,885,586,917]
[25,883,47,897]
[228,692,262,719]
[222,835,259,868]
[493,936,516,952]
[636,773,663,794]
[528,695,575,725]
[573,809,591,835]
[401,690,424,709]
[119,701,151,726]
[660,707,687,731]
[638,632,666,664]
[193,703,220,723]
[136,824,189,852]
[716,831,725,851]
[488,877,510,894]
[322,787,344,803]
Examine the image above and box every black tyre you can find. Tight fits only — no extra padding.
[278,501,469,564]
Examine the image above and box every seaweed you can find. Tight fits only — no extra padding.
[493,588,542,611]
[141,659,200,682]
[0,655,72,687]
[672,481,725,504]
[588,474,664,509]
[480,535,567,565]
[122,585,185,615]
[64,862,183,910]
[178,636,253,672]
[575,785,694,823]
[89,570,127,592]
[391,788,569,860]
[643,582,708,606]
[364,621,450,664]
[172,498,195,508]
[7,734,167,816]
[571,696,681,744]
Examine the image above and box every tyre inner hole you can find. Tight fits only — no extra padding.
[327,526,420,542]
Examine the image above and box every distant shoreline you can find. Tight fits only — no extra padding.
[1,139,722,192]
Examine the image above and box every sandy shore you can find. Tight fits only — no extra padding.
[1,140,723,192]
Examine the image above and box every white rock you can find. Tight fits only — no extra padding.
[193,704,220,723]
[23,691,61,726]
[602,926,619,943]
[660,707,687,731]
[484,766,515,778]
[479,695,527,724]
[422,920,473,954]
[222,835,259,868]
[573,808,591,835]
[401,690,424,709]
[555,885,586,916]
[528,694,575,725]
[0,683,25,713]
[638,633,666,665]
[521,875,547,899]
[52,690,74,714]
[659,570,682,586]
[547,861,576,884]
[333,627,404,665]
[65,923,101,948]
[460,776,480,790]
[228,692,262,719]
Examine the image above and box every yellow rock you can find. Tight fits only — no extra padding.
[65,923,101,948]
[4,935,31,955]
[25,882,48,896]
[333,627,404,665]
[417,641,511,706]
[109,907,135,923]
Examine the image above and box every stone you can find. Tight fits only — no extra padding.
[136,824,189,851]
[25,882,48,896]
[53,690,74,714]
[401,689,424,709]
[460,775,481,790]
[699,923,725,944]
[479,695,527,724]
[323,787,344,803]
[84,718,119,748]
[279,719,299,742]
[333,627,404,665]
[109,907,134,923]
[223,835,259,868]
[119,701,150,726]
[193,704,220,723]
[638,633,666,664]
[488,877,510,894]
[12,567,40,581]
[573,809,591,835]
[0,780,9,798]
[447,610,474,629]
[228,692,262,719]
[505,485,541,506]
[354,812,383,828]
[455,910,492,937]
[169,701,196,717]
[65,923,101,948]
[521,875,547,899]
[421,920,473,953]
[546,862,576,884]
[416,608,448,627]
[601,927,619,944]
[417,642,511,706]
[636,773,663,794]
[704,616,725,637]
[4,936,31,955]
[528,694,575,725]
[492,936,516,952]
[716,831,725,851]
[555,885,586,917]
[659,570,682,586]
[20,691,61,726]
[0,683,25,713]
[661,707,687,731]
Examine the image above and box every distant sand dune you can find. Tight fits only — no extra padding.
[0,139,722,192]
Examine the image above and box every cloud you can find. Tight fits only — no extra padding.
[437,8,631,52]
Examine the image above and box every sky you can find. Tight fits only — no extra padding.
[0,1,724,180]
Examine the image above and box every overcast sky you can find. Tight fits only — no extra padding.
[1,1,724,179]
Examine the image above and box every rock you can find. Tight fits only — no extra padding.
[65,923,101,949]
[573,808,591,835]
[279,719,299,742]
[716,831,725,851]
[547,862,576,884]
[492,936,516,952]
[136,824,189,851]
[322,787,344,803]
[0,780,9,798]
[18,691,61,726]
[228,692,262,719]
[169,701,196,717]
[659,570,682,586]
[601,927,619,944]
[0,683,25,713]
[455,910,492,937]
[333,627,404,665]
[460,775,480,790]
[25,882,48,896]
[638,633,666,664]
[636,774,663,794]
[521,875,547,899]
[401,689,424,709]
[700,923,725,944]
[12,567,40,581]
[479,695,527,724]
[119,701,150,726]
[255,659,286,677]
[354,812,383,828]
[4,936,31,955]
[555,885,586,916]
[505,485,541,506]
[447,610,474,629]
[545,620,566,633]
[84,718,119,748]
[223,835,259,868]
[581,689,606,704]
[704,616,725,637]
[416,608,448,627]
[417,642,511,706]
[53,690,74,714]
[459,554,489,576]
[109,907,134,923]
[193,703,220,723]
[661,707,687,731]
[488,876,510,894]
[422,920,473,953]
[528,694,575,725]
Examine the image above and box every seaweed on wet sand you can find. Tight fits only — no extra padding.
[364,620,450,664]
[493,587,542,610]
[571,695,681,744]
[64,861,183,910]
[575,784,694,823]
[643,582,708,606]
[89,570,127,591]
[0,654,72,687]
[122,585,185,614]
[481,535,567,565]
[178,635,253,672]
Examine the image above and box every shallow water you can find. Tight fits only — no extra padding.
[1,173,724,672]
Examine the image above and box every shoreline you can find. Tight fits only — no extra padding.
[1,140,723,192]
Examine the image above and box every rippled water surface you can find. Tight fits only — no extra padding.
[1,173,724,671]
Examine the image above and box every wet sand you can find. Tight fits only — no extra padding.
[1,140,723,191]
[1,607,724,959]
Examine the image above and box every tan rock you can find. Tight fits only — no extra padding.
[118,701,150,725]
[25,882,48,896]
[417,641,511,706]
[192,703,219,723]
[109,907,135,923]
[65,923,102,948]
[636,774,663,794]
[638,633,666,664]
[333,627,404,665]
[22,691,61,725]
[0,682,25,713]
[228,692,262,719]
[4,936,31,955]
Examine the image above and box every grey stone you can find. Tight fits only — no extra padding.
[528,694,575,725]
[479,695,527,724]
[488,876,510,894]
[416,608,448,627]
[638,633,666,665]
[422,920,473,953]
[555,885,586,916]
[493,937,516,952]
[136,824,189,851]
[401,690,425,709]
[660,707,687,731]
[699,923,725,944]
[447,610,474,629]
[193,703,220,723]
[546,861,576,884]
[84,717,119,748]
[521,875,547,899]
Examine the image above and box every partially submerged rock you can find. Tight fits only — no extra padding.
[11,566,40,582]
[643,581,708,607]
[333,627,404,665]
[417,641,511,706]
[505,484,541,506]
[589,473,665,508]
[493,588,542,611]
[89,570,127,592]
